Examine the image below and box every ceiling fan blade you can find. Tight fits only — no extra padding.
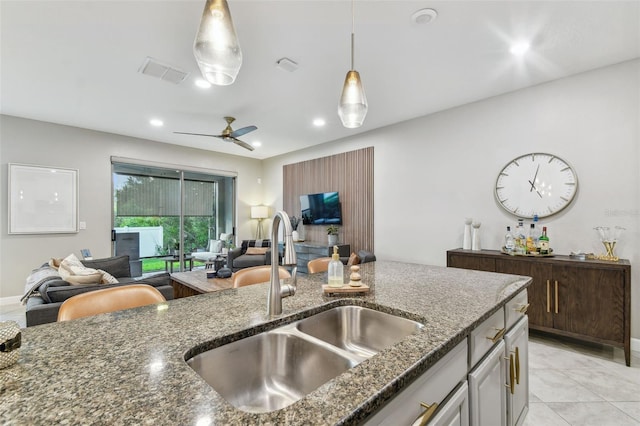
[174,131,223,138]
[229,125,257,138]
[232,138,255,151]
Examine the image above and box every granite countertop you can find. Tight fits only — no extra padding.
[0,261,531,425]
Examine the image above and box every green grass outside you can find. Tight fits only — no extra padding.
[142,257,205,273]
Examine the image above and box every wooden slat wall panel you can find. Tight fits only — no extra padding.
[283,147,374,254]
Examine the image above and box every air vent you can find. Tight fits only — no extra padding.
[138,57,189,84]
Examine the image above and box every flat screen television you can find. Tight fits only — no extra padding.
[300,191,342,225]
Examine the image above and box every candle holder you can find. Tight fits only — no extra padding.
[593,226,625,261]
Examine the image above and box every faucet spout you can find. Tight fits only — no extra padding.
[268,211,297,316]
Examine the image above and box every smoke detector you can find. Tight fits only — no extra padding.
[411,8,438,25]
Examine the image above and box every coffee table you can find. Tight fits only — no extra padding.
[170,269,233,298]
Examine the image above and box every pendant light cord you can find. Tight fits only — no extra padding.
[351,0,355,70]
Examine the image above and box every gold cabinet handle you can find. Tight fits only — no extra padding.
[546,280,551,313]
[508,353,515,395]
[555,281,559,314]
[486,327,506,343]
[515,303,530,314]
[515,347,520,384]
[414,402,439,426]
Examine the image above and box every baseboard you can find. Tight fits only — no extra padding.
[0,295,21,306]
[632,337,640,353]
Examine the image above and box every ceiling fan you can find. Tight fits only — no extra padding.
[175,116,257,151]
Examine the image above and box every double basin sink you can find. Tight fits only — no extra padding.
[186,305,424,413]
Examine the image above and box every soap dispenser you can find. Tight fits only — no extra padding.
[327,245,344,288]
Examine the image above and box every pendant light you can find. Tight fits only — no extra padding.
[193,0,242,86]
[338,0,368,128]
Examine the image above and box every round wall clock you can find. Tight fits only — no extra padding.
[495,153,578,218]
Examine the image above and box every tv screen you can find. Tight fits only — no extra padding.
[300,192,342,225]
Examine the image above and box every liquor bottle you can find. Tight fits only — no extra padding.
[528,223,538,254]
[515,219,526,254]
[504,226,515,252]
[539,227,550,255]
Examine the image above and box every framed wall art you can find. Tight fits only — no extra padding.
[8,163,78,234]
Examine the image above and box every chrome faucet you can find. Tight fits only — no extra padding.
[268,211,297,316]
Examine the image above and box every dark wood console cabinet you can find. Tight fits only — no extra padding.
[447,249,632,366]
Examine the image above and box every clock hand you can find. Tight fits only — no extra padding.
[528,180,543,198]
[530,164,540,192]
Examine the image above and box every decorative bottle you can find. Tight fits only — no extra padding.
[504,226,515,253]
[471,222,481,251]
[327,246,344,288]
[539,227,550,255]
[463,218,472,250]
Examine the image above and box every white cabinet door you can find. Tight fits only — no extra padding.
[428,381,469,426]
[468,340,506,426]
[365,341,467,425]
[504,316,529,426]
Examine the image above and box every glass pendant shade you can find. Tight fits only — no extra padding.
[338,70,368,128]
[193,0,242,86]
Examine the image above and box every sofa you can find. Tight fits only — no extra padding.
[227,239,273,272]
[22,255,173,327]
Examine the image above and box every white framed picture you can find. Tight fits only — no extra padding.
[8,163,79,234]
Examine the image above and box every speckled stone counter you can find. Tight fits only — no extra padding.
[0,261,530,425]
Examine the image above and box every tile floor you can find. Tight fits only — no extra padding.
[1,303,639,425]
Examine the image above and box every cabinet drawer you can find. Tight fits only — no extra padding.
[469,308,505,366]
[504,290,528,330]
[365,340,467,425]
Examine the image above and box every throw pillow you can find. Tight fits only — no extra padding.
[59,254,108,285]
[246,247,269,255]
[209,239,223,253]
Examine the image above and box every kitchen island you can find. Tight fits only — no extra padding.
[0,261,530,425]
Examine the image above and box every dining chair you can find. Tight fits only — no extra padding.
[57,284,166,321]
[232,265,291,288]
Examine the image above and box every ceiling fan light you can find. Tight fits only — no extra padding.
[193,0,242,86]
[338,70,368,128]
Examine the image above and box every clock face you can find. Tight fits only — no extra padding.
[495,153,578,218]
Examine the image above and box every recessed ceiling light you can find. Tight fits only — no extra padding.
[510,41,531,56]
[313,118,326,127]
[195,79,211,89]
[252,141,262,147]
[150,118,164,127]
[411,8,438,25]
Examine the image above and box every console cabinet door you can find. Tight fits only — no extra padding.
[504,317,529,426]
[468,341,506,426]
[552,265,625,343]
[495,259,552,329]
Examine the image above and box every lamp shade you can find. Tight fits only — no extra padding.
[193,0,242,86]
[251,205,269,219]
[338,71,368,128]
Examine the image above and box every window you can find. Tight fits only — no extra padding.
[112,160,235,273]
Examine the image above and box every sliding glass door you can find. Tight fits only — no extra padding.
[112,161,235,274]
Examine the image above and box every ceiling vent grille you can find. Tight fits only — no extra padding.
[138,57,188,84]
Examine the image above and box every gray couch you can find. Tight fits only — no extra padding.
[227,239,274,272]
[23,255,173,327]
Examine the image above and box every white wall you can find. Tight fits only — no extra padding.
[0,116,264,298]
[262,60,640,339]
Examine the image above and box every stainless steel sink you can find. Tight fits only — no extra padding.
[187,330,356,413]
[186,305,424,413]
[295,305,424,358]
